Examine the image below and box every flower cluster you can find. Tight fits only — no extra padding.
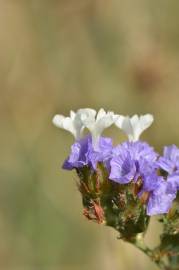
[53,108,179,217]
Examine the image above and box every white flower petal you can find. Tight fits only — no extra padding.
[122,117,134,141]
[140,114,154,131]
[52,114,76,137]
[81,108,117,150]
[70,110,76,120]
[96,108,106,121]
[97,113,115,130]
[53,108,97,140]
[130,115,140,141]
[77,108,96,118]
[115,114,154,141]
[115,116,133,140]
[115,115,125,128]
[132,114,153,141]
[53,108,120,146]
[77,108,96,125]
[52,115,65,128]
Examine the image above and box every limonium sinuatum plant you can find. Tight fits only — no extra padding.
[53,108,179,270]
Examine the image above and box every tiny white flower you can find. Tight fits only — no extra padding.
[76,108,96,124]
[52,108,96,140]
[82,108,118,150]
[115,114,154,141]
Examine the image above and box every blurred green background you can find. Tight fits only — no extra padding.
[1,0,179,269]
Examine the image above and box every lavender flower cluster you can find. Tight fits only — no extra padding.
[53,108,179,216]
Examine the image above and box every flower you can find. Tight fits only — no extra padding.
[109,151,136,184]
[109,140,179,216]
[140,170,179,216]
[146,177,177,216]
[109,140,177,216]
[63,135,113,171]
[157,145,179,174]
[109,141,158,184]
[53,108,179,216]
[115,114,154,141]
[167,173,179,191]
[88,136,113,170]
[147,145,179,215]
[52,108,96,140]
[81,108,118,151]
[144,171,179,216]
[113,140,158,162]
[63,135,91,170]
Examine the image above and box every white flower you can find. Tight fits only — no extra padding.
[76,108,96,124]
[82,108,118,150]
[115,114,154,141]
[52,109,96,140]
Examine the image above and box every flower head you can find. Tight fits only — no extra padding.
[53,108,179,216]
[115,114,154,141]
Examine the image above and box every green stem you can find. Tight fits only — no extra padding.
[125,234,167,270]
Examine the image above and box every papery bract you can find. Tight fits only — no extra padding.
[110,140,158,184]
[63,135,113,171]
[157,145,179,174]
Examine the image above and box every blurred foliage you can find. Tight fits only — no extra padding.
[1,0,179,269]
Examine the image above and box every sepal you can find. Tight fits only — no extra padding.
[76,163,150,238]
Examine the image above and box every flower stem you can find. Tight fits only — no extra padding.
[124,234,167,270]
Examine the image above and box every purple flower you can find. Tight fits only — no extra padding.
[146,179,177,216]
[157,145,179,174]
[63,135,113,171]
[167,173,179,193]
[113,141,158,162]
[109,140,179,215]
[110,152,136,184]
[109,141,158,184]
[141,172,179,216]
[88,137,113,170]
[63,136,91,170]
[146,145,179,215]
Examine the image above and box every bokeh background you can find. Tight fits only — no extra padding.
[1,0,179,269]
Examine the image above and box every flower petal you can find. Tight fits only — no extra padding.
[147,181,176,216]
[52,114,76,137]
[115,114,154,141]
[133,114,154,141]
[82,108,117,150]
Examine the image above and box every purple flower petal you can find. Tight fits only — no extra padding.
[147,180,177,216]
[88,137,113,170]
[109,153,136,184]
[62,136,91,170]
[110,140,158,184]
[113,141,158,163]
[63,135,113,171]
[167,173,179,192]
[157,145,179,174]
